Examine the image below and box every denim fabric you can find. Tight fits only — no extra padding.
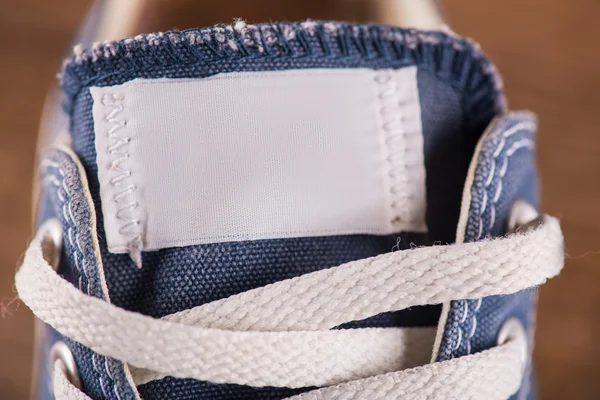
[435,112,540,400]
[35,147,440,400]
[36,21,522,400]
[417,69,468,244]
[64,21,503,318]
[36,149,138,400]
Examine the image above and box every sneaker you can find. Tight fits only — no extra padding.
[16,1,564,399]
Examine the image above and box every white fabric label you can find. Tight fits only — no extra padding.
[91,68,427,253]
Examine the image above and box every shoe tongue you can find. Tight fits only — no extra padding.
[63,21,503,321]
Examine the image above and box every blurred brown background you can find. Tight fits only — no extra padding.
[0,0,598,399]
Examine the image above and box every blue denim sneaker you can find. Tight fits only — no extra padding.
[17,6,564,400]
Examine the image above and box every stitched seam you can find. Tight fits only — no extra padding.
[491,139,535,225]
[453,300,469,355]
[92,353,109,398]
[453,122,535,359]
[100,93,143,261]
[61,22,505,119]
[466,298,482,355]
[40,162,93,295]
[373,70,425,230]
[42,158,122,400]
[66,23,462,66]
[105,357,122,400]
[478,122,537,236]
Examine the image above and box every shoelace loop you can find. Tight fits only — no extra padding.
[18,216,564,399]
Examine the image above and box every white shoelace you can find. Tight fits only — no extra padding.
[18,216,564,400]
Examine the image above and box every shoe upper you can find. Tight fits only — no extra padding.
[30,20,545,400]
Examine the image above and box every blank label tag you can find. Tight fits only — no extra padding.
[91,68,427,253]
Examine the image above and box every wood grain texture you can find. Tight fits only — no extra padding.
[443,2,600,398]
[0,1,597,399]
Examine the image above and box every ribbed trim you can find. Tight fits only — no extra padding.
[60,20,505,116]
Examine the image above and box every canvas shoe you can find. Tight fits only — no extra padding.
[16,1,564,399]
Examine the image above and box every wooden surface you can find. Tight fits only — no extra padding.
[0,1,598,399]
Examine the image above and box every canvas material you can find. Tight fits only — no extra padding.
[30,21,539,400]
[34,114,540,399]
[435,112,540,400]
[36,149,139,400]
[89,68,428,254]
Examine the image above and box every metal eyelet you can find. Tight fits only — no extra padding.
[497,318,528,375]
[507,199,544,234]
[50,341,82,390]
[39,218,62,271]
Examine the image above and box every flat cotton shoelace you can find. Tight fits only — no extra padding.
[17,216,564,400]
